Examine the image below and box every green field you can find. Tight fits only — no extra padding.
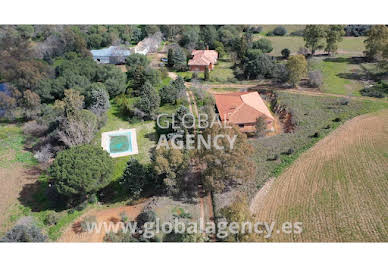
[258,25,306,35]
[308,57,366,95]
[253,36,366,57]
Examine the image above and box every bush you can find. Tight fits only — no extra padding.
[344,25,370,37]
[272,64,289,83]
[281,48,291,59]
[23,120,48,137]
[248,26,263,34]
[339,98,350,105]
[120,212,129,223]
[87,87,110,117]
[44,211,60,226]
[308,70,323,88]
[273,26,287,36]
[297,47,309,56]
[49,145,114,199]
[80,216,97,232]
[120,158,149,199]
[290,30,305,37]
[252,39,273,53]
[34,143,54,163]
[1,224,47,242]
[136,210,156,227]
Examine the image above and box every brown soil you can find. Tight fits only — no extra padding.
[251,110,388,241]
[58,202,148,242]
[0,162,40,228]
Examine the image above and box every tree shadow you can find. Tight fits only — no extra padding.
[323,56,366,64]
[18,168,68,212]
[337,72,366,81]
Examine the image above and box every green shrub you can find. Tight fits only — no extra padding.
[273,26,287,36]
[44,211,60,226]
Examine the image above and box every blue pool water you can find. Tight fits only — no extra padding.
[108,132,133,154]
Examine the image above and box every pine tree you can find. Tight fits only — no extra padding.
[136,81,160,119]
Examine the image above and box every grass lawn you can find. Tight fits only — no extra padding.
[308,56,365,96]
[258,25,306,36]
[253,36,366,57]
[177,58,235,83]
[208,59,235,82]
[92,102,157,180]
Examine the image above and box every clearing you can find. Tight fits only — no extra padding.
[252,110,388,241]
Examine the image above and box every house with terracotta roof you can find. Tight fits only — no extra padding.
[188,50,218,72]
[214,91,274,133]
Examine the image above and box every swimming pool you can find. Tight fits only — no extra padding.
[109,133,132,154]
[101,129,138,158]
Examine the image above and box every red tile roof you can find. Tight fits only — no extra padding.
[188,50,218,66]
[214,92,274,124]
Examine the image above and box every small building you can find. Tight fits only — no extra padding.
[214,91,274,133]
[91,46,131,64]
[188,50,218,72]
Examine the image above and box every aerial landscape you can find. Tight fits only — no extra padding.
[0,24,387,243]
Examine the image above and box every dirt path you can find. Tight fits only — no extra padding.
[249,178,274,214]
[252,110,388,241]
[58,202,148,242]
[0,155,40,230]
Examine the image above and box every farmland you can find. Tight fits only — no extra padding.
[252,110,388,241]
[213,90,388,212]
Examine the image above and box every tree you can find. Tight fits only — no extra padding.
[303,25,326,56]
[125,53,149,68]
[179,26,200,50]
[168,46,187,71]
[281,48,290,59]
[308,70,323,88]
[204,66,210,81]
[255,116,267,137]
[272,63,289,83]
[0,86,20,120]
[252,38,273,53]
[220,195,258,242]
[86,86,110,117]
[152,145,188,195]
[241,51,275,80]
[325,25,345,55]
[55,89,98,147]
[198,124,255,192]
[135,81,160,119]
[364,25,388,61]
[58,109,98,147]
[120,158,149,199]
[160,77,186,105]
[103,69,127,98]
[286,55,307,87]
[0,31,51,92]
[22,89,41,120]
[49,145,113,199]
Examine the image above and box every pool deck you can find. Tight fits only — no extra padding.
[101,128,139,158]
